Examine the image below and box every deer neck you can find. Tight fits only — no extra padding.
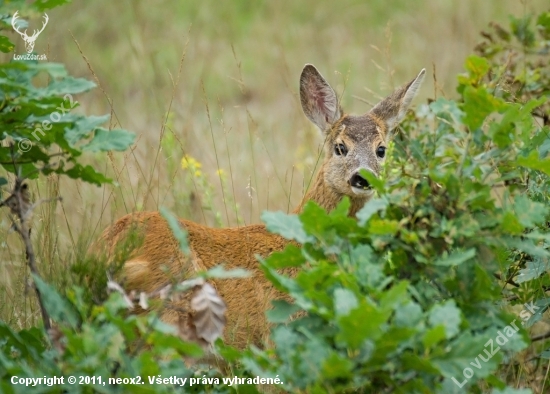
[292,167,368,217]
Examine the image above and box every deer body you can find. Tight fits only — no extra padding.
[95,65,425,349]
[103,213,289,346]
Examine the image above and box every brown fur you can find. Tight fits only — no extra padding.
[92,64,426,349]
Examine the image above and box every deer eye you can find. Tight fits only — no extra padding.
[334,143,348,156]
[376,146,386,158]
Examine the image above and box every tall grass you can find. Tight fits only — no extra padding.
[0,0,548,327]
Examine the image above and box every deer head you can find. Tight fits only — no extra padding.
[298,64,425,214]
[11,11,49,54]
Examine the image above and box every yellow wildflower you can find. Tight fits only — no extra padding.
[181,155,202,170]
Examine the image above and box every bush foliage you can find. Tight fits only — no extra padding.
[0,0,134,189]
[1,4,550,394]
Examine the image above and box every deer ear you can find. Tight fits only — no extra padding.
[370,68,426,132]
[300,64,341,132]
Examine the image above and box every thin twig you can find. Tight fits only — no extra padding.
[11,179,51,330]
[494,272,520,288]
[531,331,550,342]
[0,152,67,166]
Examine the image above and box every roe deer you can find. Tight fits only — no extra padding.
[94,64,425,349]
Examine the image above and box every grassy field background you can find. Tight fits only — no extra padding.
[0,0,548,326]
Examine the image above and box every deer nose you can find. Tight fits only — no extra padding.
[349,172,370,190]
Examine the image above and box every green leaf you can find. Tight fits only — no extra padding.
[16,327,46,354]
[356,197,388,226]
[262,210,313,243]
[500,211,523,234]
[489,99,544,148]
[537,12,550,39]
[61,163,111,186]
[148,315,178,335]
[40,76,96,95]
[402,353,440,375]
[264,244,305,268]
[507,238,550,258]
[488,106,519,148]
[510,15,535,47]
[0,35,14,53]
[203,265,251,279]
[81,128,136,152]
[64,114,111,146]
[32,62,68,79]
[394,301,423,327]
[429,300,461,339]
[267,300,301,323]
[160,207,190,255]
[336,301,391,348]
[524,298,550,328]
[34,0,73,11]
[260,260,297,293]
[330,196,351,217]
[350,244,387,289]
[360,169,384,192]
[380,280,409,310]
[299,201,331,236]
[423,326,447,348]
[464,55,490,82]
[333,288,358,317]
[430,97,464,125]
[432,332,501,379]
[0,322,46,359]
[433,248,476,266]
[321,352,353,380]
[517,150,550,176]
[368,219,399,235]
[32,274,79,328]
[516,258,548,284]
[513,194,548,227]
[462,86,505,130]
[160,335,204,357]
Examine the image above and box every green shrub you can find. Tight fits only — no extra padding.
[240,13,550,393]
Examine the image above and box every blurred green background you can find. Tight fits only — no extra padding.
[0,0,548,325]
